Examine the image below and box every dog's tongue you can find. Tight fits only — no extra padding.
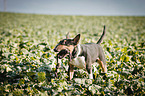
[57,49,69,59]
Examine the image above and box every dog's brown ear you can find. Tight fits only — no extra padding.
[73,34,80,45]
[66,32,69,39]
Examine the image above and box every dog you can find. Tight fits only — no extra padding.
[54,25,107,80]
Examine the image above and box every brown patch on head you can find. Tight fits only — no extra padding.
[66,45,75,53]
[55,45,66,52]
[54,39,74,52]
[54,34,80,52]
[55,44,75,53]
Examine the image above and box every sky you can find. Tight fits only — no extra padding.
[0,0,145,16]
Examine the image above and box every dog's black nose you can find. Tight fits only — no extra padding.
[54,48,58,52]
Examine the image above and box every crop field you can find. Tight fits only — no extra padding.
[0,12,145,95]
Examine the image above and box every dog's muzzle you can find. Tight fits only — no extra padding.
[57,49,69,59]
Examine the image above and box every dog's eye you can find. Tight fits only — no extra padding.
[64,42,68,45]
[64,41,70,45]
[61,41,66,45]
[62,41,66,45]
[60,41,65,45]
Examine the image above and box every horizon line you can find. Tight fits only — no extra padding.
[1,11,145,17]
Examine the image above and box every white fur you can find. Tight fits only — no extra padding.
[76,44,82,57]
[69,56,86,69]
[69,44,94,79]
[69,44,86,69]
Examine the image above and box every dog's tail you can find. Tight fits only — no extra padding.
[96,25,106,44]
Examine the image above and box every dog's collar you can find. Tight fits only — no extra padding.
[72,44,81,59]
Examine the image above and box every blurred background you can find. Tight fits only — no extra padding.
[0,0,145,96]
[0,0,145,16]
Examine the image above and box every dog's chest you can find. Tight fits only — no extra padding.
[69,56,86,69]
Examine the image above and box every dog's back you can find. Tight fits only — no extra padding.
[79,43,106,64]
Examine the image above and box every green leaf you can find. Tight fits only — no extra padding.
[27,72,36,76]
[37,72,46,82]
[19,79,25,85]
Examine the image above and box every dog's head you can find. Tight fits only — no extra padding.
[54,33,80,58]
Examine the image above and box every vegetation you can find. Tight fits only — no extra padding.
[0,12,144,95]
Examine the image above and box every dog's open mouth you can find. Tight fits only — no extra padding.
[57,49,69,59]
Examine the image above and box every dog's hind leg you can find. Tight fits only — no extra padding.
[97,59,107,73]
[68,64,74,80]
[97,48,107,73]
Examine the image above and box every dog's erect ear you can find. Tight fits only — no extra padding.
[73,34,80,45]
[66,32,69,39]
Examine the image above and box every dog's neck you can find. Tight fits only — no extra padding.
[72,44,82,59]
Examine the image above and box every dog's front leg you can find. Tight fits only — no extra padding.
[55,55,61,78]
[86,54,93,79]
[68,64,74,80]
[86,64,93,79]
